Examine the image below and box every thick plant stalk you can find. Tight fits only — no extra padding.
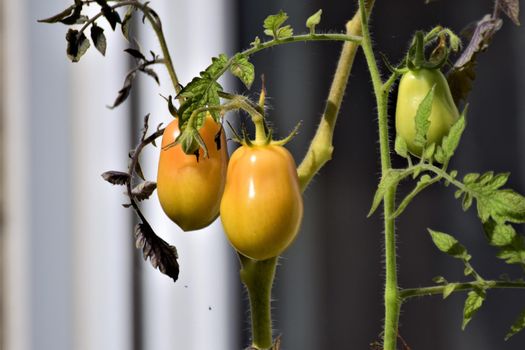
[239,256,278,350]
[297,0,375,191]
[357,0,400,349]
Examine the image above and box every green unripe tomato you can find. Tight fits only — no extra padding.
[395,68,460,156]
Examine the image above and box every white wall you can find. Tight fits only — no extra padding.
[2,1,237,349]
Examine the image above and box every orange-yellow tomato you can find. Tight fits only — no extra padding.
[157,115,227,231]
[220,144,303,260]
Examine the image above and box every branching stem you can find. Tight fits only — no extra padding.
[79,0,182,94]
[400,280,525,300]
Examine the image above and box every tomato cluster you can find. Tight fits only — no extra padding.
[156,115,303,260]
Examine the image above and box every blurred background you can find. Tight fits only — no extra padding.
[1,0,525,349]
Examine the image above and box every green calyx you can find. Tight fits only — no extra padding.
[406,27,461,71]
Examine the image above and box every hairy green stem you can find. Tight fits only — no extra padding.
[239,255,278,350]
[358,1,400,349]
[212,33,362,92]
[297,0,374,191]
[400,280,525,300]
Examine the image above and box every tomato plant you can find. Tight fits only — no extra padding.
[395,68,460,156]
[41,0,525,349]
[157,114,227,231]
[220,144,303,260]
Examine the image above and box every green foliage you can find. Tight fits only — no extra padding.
[506,309,525,340]
[230,54,255,89]
[394,135,409,158]
[391,174,433,218]
[428,229,471,261]
[263,11,294,40]
[462,289,486,329]
[368,169,407,217]
[456,170,525,224]
[434,110,467,164]
[306,9,322,34]
[414,85,435,148]
[178,55,227,127]
[443,283,457,299]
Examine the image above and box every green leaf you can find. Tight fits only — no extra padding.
[177,127,200,155]
[391,174,433,218]
[496,236,525,266]
[368,169,407,217]
[394,135,409,158]
[505,308,525,341]
[90,24,107,56]
[483,220,516,247]
[250,36,261,48]
[443,283,457,299]
[464,265,474,276]
[462,289,486,330]
[414,85,435,148]
[230,54,255,89]
[263,10,294,40]
[306,9,322,34]
[433,276,447,284]
[428,229,470,260]
[423,143,436,161]
[440,109,467,161]
[178,55,227,125]
[476,189,525,224]
[462,193,473,211]
[463,172,480,184]
[66,29,91,62]
[434,145,445,164]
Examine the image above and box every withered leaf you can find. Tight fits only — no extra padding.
[134,223,179,282]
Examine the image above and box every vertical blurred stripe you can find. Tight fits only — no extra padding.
[3,0,31,349]
[0,0,5,347]
[70,9,133,350]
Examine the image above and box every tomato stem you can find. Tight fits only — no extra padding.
[79,0,182,95]
[252,115,267,145]
[296,0,375,192]
[358,1,401,349]
[400,280,525,300]
[239,255,278,350]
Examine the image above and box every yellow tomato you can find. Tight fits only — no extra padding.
[157,115,227,231]
[220,144,303,260]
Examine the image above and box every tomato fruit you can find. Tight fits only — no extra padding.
[220,144,303,260]
[395,68,460,155]
[157,115,227,231]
